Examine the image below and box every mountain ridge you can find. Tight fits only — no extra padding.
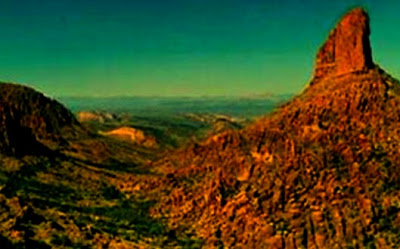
[0,82,85,156]
[124,7,400,248]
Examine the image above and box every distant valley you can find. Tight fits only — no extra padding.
[60,96,289,148]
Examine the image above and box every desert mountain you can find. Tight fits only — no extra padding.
[0,83,174,248]
[0,83,84,155]
[119,8,400,248]
[2,6,400,249]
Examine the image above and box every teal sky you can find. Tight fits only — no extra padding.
[0,0,398,97]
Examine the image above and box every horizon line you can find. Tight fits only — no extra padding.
[54,93,295,99]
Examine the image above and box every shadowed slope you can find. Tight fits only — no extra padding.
[0,83,84,155]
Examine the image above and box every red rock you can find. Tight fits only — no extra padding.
[314,8,374,79]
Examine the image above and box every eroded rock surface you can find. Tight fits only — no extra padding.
[314,8,374,80]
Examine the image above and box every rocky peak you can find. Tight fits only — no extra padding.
[314,7,374,80]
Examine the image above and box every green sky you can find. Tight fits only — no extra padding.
[0,0,398,97]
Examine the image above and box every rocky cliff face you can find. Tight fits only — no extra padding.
[121,8,400,248]
[0,83,84,155]
[314,8,374,80]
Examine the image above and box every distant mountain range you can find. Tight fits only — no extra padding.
[58,94,291,118]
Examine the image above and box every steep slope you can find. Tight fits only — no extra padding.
[0,83,201,248]
[123,8,400,248]
[0,83,83,155]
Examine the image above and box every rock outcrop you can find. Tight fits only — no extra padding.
[314,8,374,80]
[77,111,116,123]
[101,127,157,147]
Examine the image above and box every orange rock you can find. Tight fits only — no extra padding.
[100,126,157,147]
[314,8,373,80]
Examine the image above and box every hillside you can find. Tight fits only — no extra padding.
[0,83,84,155]
[0,84,188,248]
[119,8,400,248]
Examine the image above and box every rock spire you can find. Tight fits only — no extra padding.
[314,8,374,79]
